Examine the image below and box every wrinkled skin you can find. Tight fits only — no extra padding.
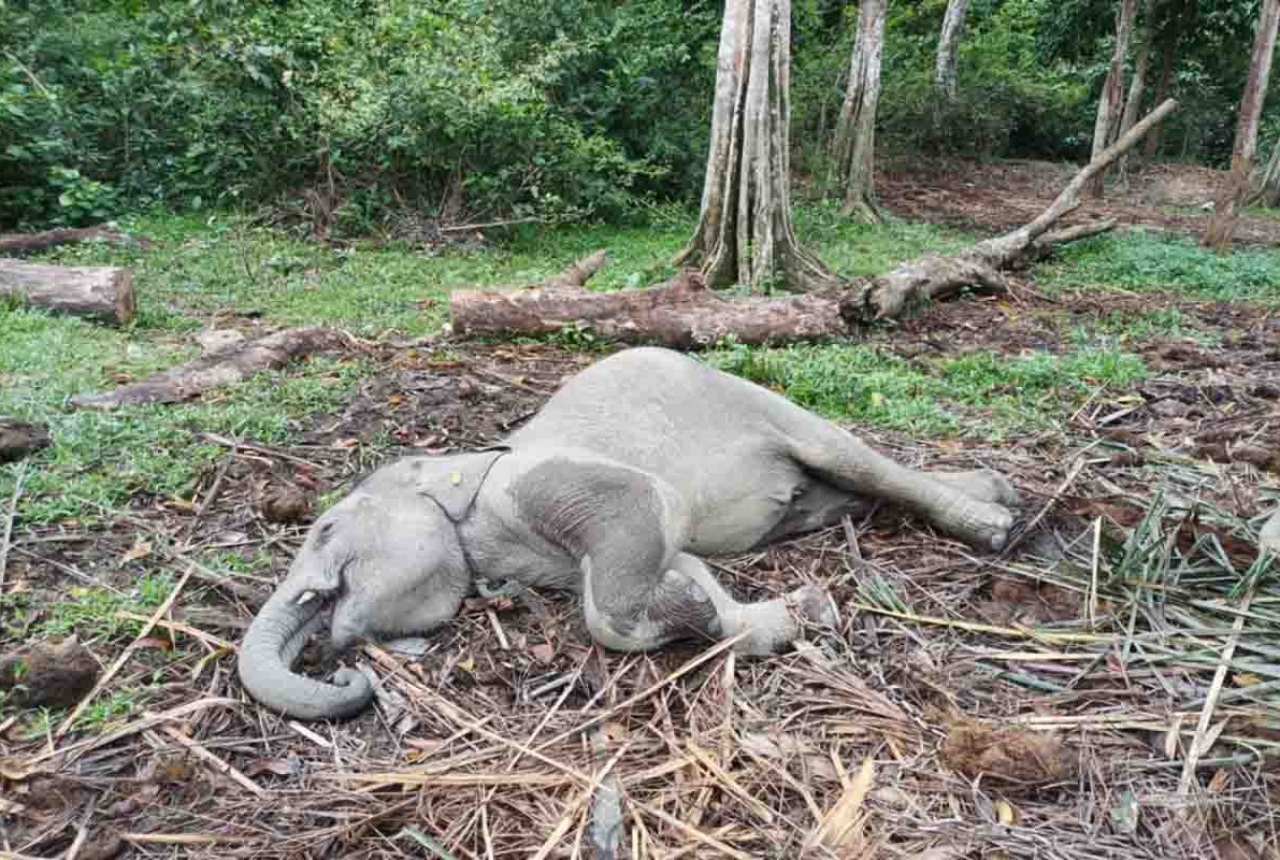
[239,347,1023,720]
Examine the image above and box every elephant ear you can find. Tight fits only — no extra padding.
[412,447,510,523]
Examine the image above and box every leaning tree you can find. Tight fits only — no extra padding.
[674,0,835,293]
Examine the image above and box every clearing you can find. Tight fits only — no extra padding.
[2,160,1280,859]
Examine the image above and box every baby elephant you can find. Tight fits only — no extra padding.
[238,347,1020,720]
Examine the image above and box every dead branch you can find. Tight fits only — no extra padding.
[0,223,153,256]
[69,326,351,410]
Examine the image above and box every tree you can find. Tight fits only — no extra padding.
[934,0,970,102]
[830,0,888,224]
[1117,0,1159,180]
[675,0,834,293]
[1204,0,1280,251]
[1089,0,1139,197]
[1251,140,1280,208]
[1143,0,1184,160]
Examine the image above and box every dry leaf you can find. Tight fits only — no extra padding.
[994,798,1020,825]
[530,642,556,665]
[120,540,153,564]
[805,757,874,853]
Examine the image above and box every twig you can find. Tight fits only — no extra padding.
[1178,586,1255,796]
[182,446,237,546]
[145,720,265,796]
[56,564,195,737]
[114,611,235,651]
[0,462,26,591]
[1000,456,1085,558]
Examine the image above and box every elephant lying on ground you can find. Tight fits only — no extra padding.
[238,347,1022,720]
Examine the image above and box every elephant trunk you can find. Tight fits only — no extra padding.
[237,581,373,721]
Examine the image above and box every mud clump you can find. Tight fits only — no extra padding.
[0,638,98,709]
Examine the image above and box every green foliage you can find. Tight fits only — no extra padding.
[1037,232,1280,303]
[2,0,718,230]
[708,338,1146,438]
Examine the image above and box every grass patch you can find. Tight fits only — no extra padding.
[0,302,371,523]
[708,340,1147,438]
[1036,231,1280,304]
[1068,307,1217,346]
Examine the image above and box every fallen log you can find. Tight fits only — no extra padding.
[0,259,137,326]
[70,326,351,411]
[454,269,855,348]
[451,100,1177,343]
[0,223,153,256]
[0,419,51,464]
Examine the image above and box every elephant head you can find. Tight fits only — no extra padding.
[237,450,507,720]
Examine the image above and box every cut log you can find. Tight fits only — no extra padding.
[0,259,136,326]
[450,101,1178,343]
[69,326,351,411]
[0,419,51,464]
[0,223,153,256]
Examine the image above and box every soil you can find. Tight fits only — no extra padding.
[2,159,1280,859]
[880,157,1280,246]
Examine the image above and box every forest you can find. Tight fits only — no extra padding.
[2,1,1280,858]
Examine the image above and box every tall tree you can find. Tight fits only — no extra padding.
[1117,0,1158,180]
[830,0,888,224]
[675,0,834,292]
[1204,0,1280,251]
[1144,1,1183,159]
[1089,0,1139,197]
[934,0,970,102]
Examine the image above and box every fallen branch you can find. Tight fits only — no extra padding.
[0,259,136,325]
[70,326,351,410]
[450,101,1177,342]
[0,223,153,256]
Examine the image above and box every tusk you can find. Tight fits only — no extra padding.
[296,590,317,605]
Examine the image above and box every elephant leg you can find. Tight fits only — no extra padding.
[781,416,1017,550]
[584,552,836,656]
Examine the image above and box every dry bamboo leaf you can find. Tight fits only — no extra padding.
[804,756,875,854]
[994,798,1020,826]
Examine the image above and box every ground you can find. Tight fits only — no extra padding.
[1,160,1279,860]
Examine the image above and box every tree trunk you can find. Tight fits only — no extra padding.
[1089,0,1139,198]
[1251,140,1280,208]
[1117,0,1157,181]
[451,100,1175,343]
[934,0,969,102]
[1204,0,1280,252]
[1144,3,1180,160]
[830,0,887,223]
[0,259,136,326]
[69,327,351,410]
[0,223,153,256]
[674,0,834,293]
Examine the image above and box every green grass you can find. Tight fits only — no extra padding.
[1035,231,1280,304]
[708,340,1147,439]
[1068,307,1216,346]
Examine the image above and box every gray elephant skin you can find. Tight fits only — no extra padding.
[238,346,1022,720]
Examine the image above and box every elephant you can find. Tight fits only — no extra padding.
[237,346,1022,720]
